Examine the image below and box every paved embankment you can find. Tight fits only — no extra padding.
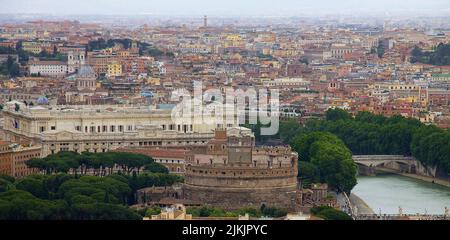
[349,193,375,215]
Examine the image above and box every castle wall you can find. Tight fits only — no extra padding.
[184,165,298,188]
[183,184,300,211]
[183,156,300,211]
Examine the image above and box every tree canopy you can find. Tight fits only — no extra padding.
[88,38,133,51]
[410,43,450,66]
[310,206,352,220]
[0,171,182,220]
[26,151,168,176]
[0,151,188,219]
[291,131,357,193]
[305,109,450,175]
[243,108,450,189]
[0,55,20,77]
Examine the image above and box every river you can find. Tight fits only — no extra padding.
[352,173,450,215]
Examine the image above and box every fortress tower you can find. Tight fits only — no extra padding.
[182,128,301,211]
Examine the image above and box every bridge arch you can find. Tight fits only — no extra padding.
[352,155,416,171]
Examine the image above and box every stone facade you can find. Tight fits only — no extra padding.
[29,60,68,77]
[0,102,238,157]
[183,184,300,211]
[182,129,301,211]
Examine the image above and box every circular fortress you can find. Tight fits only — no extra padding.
[182,128,301,211]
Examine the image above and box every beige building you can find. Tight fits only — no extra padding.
[0,102,239,157]
[145,204,193,220]
[29,60,68,77]
[107,61,122,77]
[22,41,43,54]
[0,141,41,178]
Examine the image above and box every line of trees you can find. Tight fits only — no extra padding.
[0,167,183,220]
[26,151,168,176]
[410,43,450,66]
[242,120,302,145]
[87,38,174,58]
[33,49,67,61]
[253,109,450,190]
[140,43,175,58]
[88,38,133,51]
[304,109,450,175]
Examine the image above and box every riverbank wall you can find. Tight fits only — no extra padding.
[349,193,374,215]
[377,167,450,188]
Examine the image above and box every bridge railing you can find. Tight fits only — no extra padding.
[355,214,448,220]
[352,155,415,161]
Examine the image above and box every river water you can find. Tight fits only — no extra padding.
[352,173,450,215]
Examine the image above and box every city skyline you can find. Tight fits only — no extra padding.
[1,0,450,16]
[0,0,449,223]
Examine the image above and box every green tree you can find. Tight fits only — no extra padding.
[298,161,319,187]
[311,206,352,220]
[0,190,68,220]
[15,176,49,199]
[144,162,169,174]
[291,131,357,193]
[0,177,15,193]
[309,140,356,193]
[278,120,302,143]
[144,205,162,217]
[290,132,346,162]
[377,44,385,58]
[410,43,450,65]
[325,108,352,121]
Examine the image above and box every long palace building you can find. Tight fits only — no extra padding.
[0,101,238,157]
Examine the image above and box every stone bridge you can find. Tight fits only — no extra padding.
[352,155,416,167]
[352,155,421,176]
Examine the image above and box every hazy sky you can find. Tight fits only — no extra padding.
[1,0,450,16]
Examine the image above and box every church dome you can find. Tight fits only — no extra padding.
[36,96,49,105]
[77,65,96,78]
